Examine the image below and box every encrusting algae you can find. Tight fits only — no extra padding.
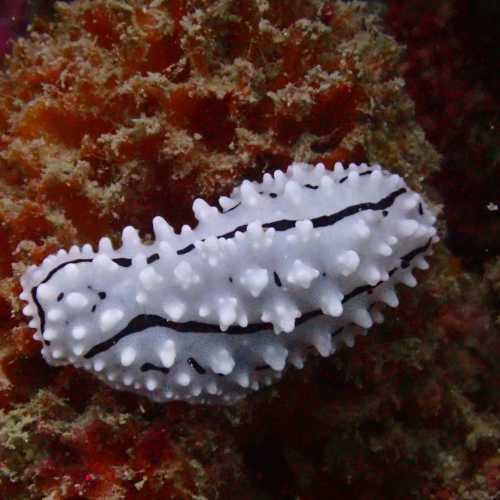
[0,0,498,499]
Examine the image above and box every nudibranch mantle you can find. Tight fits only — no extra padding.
[20,162,438,404]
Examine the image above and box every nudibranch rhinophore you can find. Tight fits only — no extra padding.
[20,162,438,404]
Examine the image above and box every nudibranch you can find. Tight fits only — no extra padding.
[20,162,438,404]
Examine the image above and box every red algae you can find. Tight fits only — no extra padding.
[0,0,498,499]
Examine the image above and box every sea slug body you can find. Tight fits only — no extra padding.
[20,162,438,404]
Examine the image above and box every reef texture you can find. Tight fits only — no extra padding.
[0,0,498,498]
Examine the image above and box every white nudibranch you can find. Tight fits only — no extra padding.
[20,162,438,404]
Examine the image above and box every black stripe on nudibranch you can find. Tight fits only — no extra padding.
[273,271,282,287]
[187,357,207,374]
[400,238,432,268]
[222,201,241,214]
[178,187,407,251]
[142,360,289,378]
[31,254,155,339]
[84,309,322,358]
[147,253,160,264]
[177,243,195,255]
[342,239,432,300]
[339,170,372,184]
[82,237,432,359]
[113,257,132,267]
[309,188,406,230]
[31,258,93,343]
[141,362,170,374]
[342,284,376,303]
